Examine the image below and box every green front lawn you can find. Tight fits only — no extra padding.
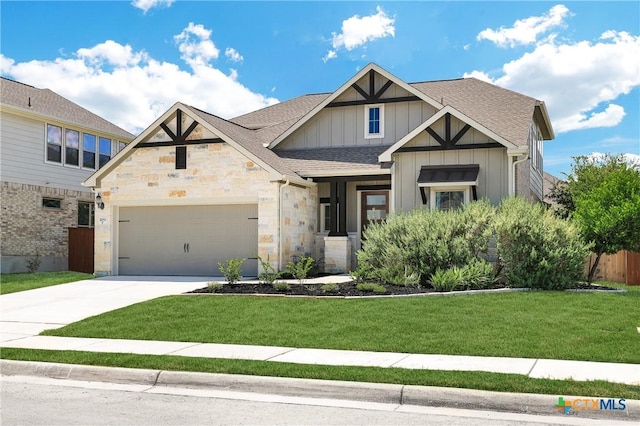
[42,289,640,364]
[0,272,93,295]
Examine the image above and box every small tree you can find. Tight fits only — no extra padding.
[553,154,640,281]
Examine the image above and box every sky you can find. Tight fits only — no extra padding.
[1,1,639,178]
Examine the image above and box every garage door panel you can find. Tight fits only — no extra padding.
[118,205,258,276]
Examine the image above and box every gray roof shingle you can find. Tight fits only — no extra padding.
[275,146,389,175]
[1,77,134,140]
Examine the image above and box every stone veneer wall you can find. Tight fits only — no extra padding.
[279,183,317,269]
[1,181,93,273]
[95,143,316,275]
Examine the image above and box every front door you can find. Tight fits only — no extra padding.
[361,191,389,238]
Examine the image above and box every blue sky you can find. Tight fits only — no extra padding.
[1,1,638,177]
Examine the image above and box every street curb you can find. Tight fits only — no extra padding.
[2,360,639,421]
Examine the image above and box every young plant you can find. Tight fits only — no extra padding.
[257,255,281,285]
[218,258,245,284]
[356,282,387,294]
[430,267,463,292]
[273,281,291,292]
[320,283,340,293]
[207,282,225,293]
[25,253,41,274]
[286,255,316,284]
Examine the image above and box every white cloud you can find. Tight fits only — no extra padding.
[465,30,640,133]
[225,47,244,63]
[589,152,640,167]
[0,23,278,134]
[323,6,395,61]
[131,0,174,14]
[477,4,571,48]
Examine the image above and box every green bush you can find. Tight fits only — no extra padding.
[207,282,225,292]
[257,255,281,285]
[286,255,316,284]
[430,267,463,292]
[25,253,41,274]
[460,258,496,290]
[218,258,245,284]
[320,283,339,293]
[356,282,387,294]
[494,197,590,290]
[357,200,494,285]
[273,281,291,292]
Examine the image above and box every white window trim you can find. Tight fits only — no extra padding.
[429,186,471,211]
[364,104,384,139]
[319,202,339,233]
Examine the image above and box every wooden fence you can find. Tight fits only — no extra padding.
[585,250,640,285]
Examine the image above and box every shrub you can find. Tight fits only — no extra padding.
[257,255,281,285]
[460,258,496,290]
[286,255,316,284]
[494,197,590,290]
[218,258,245,284]
[357,200,494,285]
[320,283,339,293]
[273,281,291,292]
[430,267,463,292]
[207,282,224,292]
[25,253,41,274]
[356,282,387,294]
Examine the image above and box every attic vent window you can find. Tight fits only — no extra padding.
[176,146,187,169]
[364,104,384,139]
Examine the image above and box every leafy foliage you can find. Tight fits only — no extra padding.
[25,253,41,274]
[494,197,590,290]
[429,267,463,292]
[355,282,387,294]
[207,282,225,292]
[550,154,640,281]
[320,283,339,293]
[460,258,497,290]
[286,255,316,284]
[218,258,245,284]
[257,255,281,285]
[273,281,291,292]
[357,200,495,286]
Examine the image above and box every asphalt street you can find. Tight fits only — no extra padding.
[1,376,629,426]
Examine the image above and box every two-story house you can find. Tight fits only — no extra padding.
[84,63,554,277]
[1,78,134,273]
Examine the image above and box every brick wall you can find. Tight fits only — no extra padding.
[1,181,93,273]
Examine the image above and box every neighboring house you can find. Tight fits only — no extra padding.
[85,63,554,277]
[0,77,134,273]
[543,170,563,207]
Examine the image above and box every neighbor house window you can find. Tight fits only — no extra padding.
[99,137,112,168]
[42,198,62,209]
[46,124,63,163]
[364,104,384,139]
[65,129,80,166]
[83,133,96,169]
[78,201,95,227]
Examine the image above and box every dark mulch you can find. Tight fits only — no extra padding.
[187,280,622,297]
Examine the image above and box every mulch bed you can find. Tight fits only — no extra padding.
[187,280,622,297]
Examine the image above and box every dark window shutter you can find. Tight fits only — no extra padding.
[176,146,187,169]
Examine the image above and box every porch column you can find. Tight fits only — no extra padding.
[328,180,347,237]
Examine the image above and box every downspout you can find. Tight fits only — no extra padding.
[509,152,529,196]
[278,178,291,271]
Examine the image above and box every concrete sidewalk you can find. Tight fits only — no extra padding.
[2,334,639,385]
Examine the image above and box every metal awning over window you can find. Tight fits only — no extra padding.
[417,164,480,205]
[417,164,480,187]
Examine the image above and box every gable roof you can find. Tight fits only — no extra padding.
[0,77,134,140]
[410,78,553,145]
[263,63,444,149]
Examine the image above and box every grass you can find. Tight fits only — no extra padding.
[0,271,93,295]
[42,289,640,364]
[2,348,639,399]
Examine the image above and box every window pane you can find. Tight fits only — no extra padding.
[99,137,111,168]
[366,194,386,206]
[324,204,331,231]
[47,125,62,163]
[436,191,464,211]
[65,129,79,166]
[83,134,96,169]
[43,198,61,209]
[368,107,380,134]
[78,202,94,227]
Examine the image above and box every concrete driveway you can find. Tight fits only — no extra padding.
[0,276,213,342]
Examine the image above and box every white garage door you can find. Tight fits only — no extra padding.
[118,205,258,276]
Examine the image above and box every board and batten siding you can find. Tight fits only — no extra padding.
[278,78,437,150]
[0,112,97,192]
[393,148,509,212]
